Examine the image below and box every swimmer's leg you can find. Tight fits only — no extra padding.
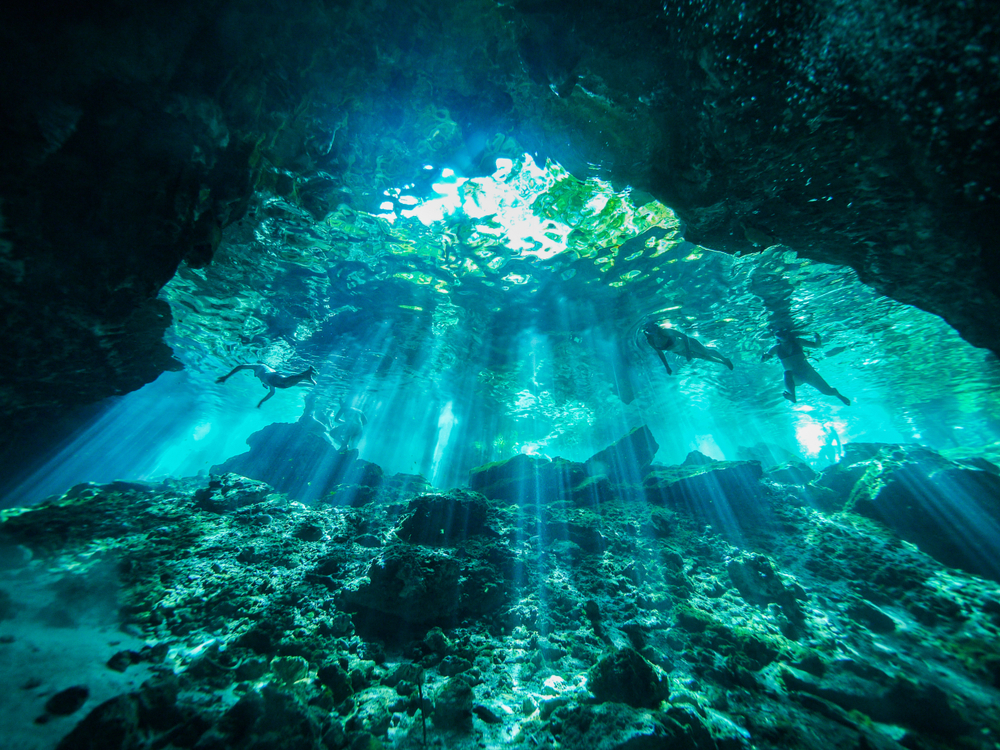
[257,386,276,408]
[806,372,851,406]
[707,347,734,370]
[783,370,797,403]
[216,364,254,384]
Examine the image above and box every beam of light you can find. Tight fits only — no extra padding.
[1,371,297,508]
[883,463,1000,582]
[430,401,457,482]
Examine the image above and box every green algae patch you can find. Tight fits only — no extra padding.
[673,602,784,673]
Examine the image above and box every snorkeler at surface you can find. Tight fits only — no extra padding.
[762,331,850,406]
[643,321,734,375]
[330,403,367,450]
[216,364,318,408]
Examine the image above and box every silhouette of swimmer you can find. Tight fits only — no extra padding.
[330,404,367,450]
[762,331,850,405]
[299,391,336,447]
[643,321,734,375]
[818,423,843,463]
[216,364,318,408]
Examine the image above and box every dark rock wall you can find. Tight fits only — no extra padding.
[2,0,998,427]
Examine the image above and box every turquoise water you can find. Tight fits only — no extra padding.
[7,155,998,503]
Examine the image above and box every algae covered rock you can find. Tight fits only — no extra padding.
[727,552,806,629]
[643,460,768,536]
[396,490,496,546]
[766,461,817,486]
[469,454,589,506]
[587,647,666,709]
[842,444,1000,581]
[584,425,659,484]
[343,543,461,625]
[433,675,475,733]
[555,703,725,750]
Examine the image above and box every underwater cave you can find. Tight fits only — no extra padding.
[1,1,999,749]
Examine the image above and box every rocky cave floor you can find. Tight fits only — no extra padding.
[2,431,1000,750]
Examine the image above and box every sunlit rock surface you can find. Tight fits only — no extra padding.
[2,437,1000,749]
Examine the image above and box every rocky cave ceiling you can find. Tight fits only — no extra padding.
[1,0,997,433]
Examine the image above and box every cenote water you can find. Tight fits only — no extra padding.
[5,155,1000,502]
[2,5,1000,750]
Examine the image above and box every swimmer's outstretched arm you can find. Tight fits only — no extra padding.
[800,334,821,348]
[216,364,256,384]
[652,347,672,375]
[257,386,277,408]
[761,344,779,363]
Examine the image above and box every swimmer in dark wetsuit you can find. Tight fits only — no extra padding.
[330,403,367,450]
[762,331,850,406]
[216,363,318,408]
[643,321,734,375]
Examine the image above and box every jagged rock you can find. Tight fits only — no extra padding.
[643,460,768,537]
[587,647,665,709]
[555,703,725,750]
[845,598,897,634]
[54,678,197,750]
[736,443,804,469]
[396,490,495,546]
[727,553,806,630]
[766,462,817,485]
[433,676,474,733]
[780,667,968,736]
[542,507,609,555]
[210,685,322,748]
[210,421,382,504]
[4,450,1000,750]
[673,602,781,674]
[270,656,308,685]
[348,687,395,737]
[380,473,434,503]
[343,543,461,625]
[470,456,618,516]
[193,474,273,513]
[842,444,1000,581]
[470,454,588,505]
[317,663,354,704]
[585,426,659,484]
[682,450,717,467]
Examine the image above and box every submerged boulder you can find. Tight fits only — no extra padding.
[643,460,768,537]
[469,454,595,507]
[469,427,659,508]
[210,420,382,504]
[585,426,659,485]
[588,647,666,709]
[343,543,462,625]
[396,490,496,546]
[843,444,1000,582]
